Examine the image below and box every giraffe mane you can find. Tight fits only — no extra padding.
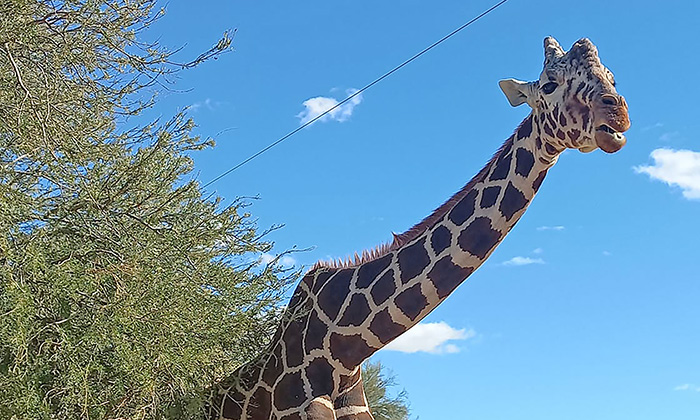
[311,130,519,271]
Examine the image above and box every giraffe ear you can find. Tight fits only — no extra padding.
[499,79,532,107]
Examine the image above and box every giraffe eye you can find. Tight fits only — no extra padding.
[541,82,558,94]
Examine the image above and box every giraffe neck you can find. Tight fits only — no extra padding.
[212,113,564,419]
[304,113,561,364]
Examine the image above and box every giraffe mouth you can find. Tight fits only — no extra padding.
[595,124,627,153]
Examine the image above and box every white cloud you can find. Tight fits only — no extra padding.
[674,384,700,392]
[260,253,296,268]
[536,225,565,231]
[634,148,700,200]
[502,256,545,266]
[532,248,543,254]
[602,250,612,256]
[188,98,221,112]
[296,88,363,125]
[383,321,475,354]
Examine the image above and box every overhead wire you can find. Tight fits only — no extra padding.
[201,0,510,189]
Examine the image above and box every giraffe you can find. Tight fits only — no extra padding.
[208,37,630,420]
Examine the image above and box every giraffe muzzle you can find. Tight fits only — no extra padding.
[595,124,627,153]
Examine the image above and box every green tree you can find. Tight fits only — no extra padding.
[0,1,295,418]
[363,360,411,420]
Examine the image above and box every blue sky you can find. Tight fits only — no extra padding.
[145,1,699,418]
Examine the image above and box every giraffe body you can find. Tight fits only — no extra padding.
[210,37,630,420]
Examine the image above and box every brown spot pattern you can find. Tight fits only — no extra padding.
[369,308,407,344]
[370,270,396,306]
[448,189,477,225]
[458,217,502,259]
[356,254,392,289]
[317,268,354,320]
[305,310,328,352]
[274,371,305,410]
[305,358,334,397]
[428,256,474,298]
[515,148,535,177]
[329,333,375,370]
[395,283,427,321]
[480,186,501,208]
[499,182,529,221]
[337,294,371,327]
[430,225,452,255]
[397,238,430,284]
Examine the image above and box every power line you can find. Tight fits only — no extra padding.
[202,0,510,189]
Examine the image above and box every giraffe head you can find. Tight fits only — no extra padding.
[499,37,630,153]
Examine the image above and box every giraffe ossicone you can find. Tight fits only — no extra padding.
[209,36,630,420]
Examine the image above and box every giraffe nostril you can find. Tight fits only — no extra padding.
[601,94,620,106]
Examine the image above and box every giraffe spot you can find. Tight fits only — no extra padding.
[282,318,305,368]
[370,269,395,306]
[517,115,533,139]
[305,358,334,397]
[430,225,452,255]
[515,148,535,178]
[304,310,328,352]
[280,414,302,420]
[535,136,542,149]
[543,123,555,138]
[221,390,245,420]
[499,182,529,221]
[532,169,548,192]
[263,344,284,386]
[556,129,566,140]
[317,268,354,321]
[395,283,428,321]
[545,142,558,155]
[559,112,568,126]
[397,238,430,284]
[274,371,306,410]
[568,129,581,141]
[307,397,335,419]
[356,254,392,289]
[247,387,272,419]
[311,269,334,294]
[428,256,474,299]
[329,332,376,370]
[480,186,500,208]
[448,189,477,226]
[369,308,407,344]
[338,294,371,327]
[489,146,513,181]
[457,217,502,259]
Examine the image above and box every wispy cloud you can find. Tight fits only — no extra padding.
[674,384,700,392]
[188,98,222,112]
[502,256,545,266]
[536,225,565,231]
[260,253,297,268]
[296,88,363,125]
[641,122,664,132]
[532,248,543,254]
[602,250,612,256]
[634,148,700,200]
[383,321,475,354]
[659,131,680,142]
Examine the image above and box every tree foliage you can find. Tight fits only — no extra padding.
[0,1,295,418]
[362,360,410,420]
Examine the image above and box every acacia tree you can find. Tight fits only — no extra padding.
[362,360,411,420]
[0,1,296,418]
